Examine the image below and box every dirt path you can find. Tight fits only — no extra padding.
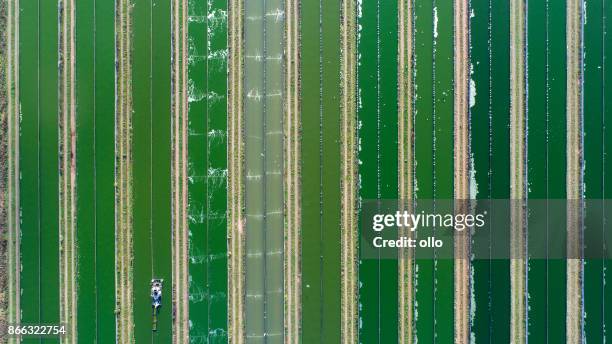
[341,0,357,342]
[453,0,471,342]
[565,0,584,342]
[397,0,414,342]
[285,0,300,341]
[228,0,244,341]
[509,0,527,342]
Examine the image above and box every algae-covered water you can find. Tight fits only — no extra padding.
[9,1,612,343]
[244,0,285,342]
[357,0,398,342]
[132,0,173,341]
[75,0,116,341]
[187,0,229,342]
[19,1,60,343]
[300,0,342,341]
[469,1,511,342]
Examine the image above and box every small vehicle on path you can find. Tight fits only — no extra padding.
[151,279,163,331]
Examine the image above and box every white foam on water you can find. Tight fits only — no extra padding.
[187,79,205,102]
[433,7,439,39]
[469,63,477,108]
[470,153,478,199]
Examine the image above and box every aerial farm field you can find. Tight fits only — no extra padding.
[1,0,611,343]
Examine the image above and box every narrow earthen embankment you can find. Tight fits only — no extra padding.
[509,0,527,342]
[341,0,358,343]
[565,0,584,342]
[171,0,189,341]
[116,0,134,341]
[285,0,300,341]
[3,1,20,342]
[228,0,244,341]
[58,0,77,341]
[398,0,414,342]
[0,0,10,339]
[453,0,471,342]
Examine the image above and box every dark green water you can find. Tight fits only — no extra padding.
[469,0,492,341]
[469,0,511,342]
[299,0,321,338]
[489,1,511,342]
[413,1,454,342]
[19,1,60,343]
[187,0,228,341]
[433,1,454,341]
[414,0,435,340]
[526,0,547,342]
[300,0,342,341]
[75,0,116,342]
[606,0,612,337]
[357,0,398,342]
[544,1,567,342]
[583,0,605,341]
[132,0,173,341]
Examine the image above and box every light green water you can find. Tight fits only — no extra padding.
[244,0,284,342]
[19,1,60,343]
[132,0,173,341]
[75,0,116,341]
[300,0,342,340]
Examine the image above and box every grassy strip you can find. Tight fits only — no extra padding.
[565,0,584,341]
[228,0,244,340]
[341,0,357,342]
[397,0,413,342]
